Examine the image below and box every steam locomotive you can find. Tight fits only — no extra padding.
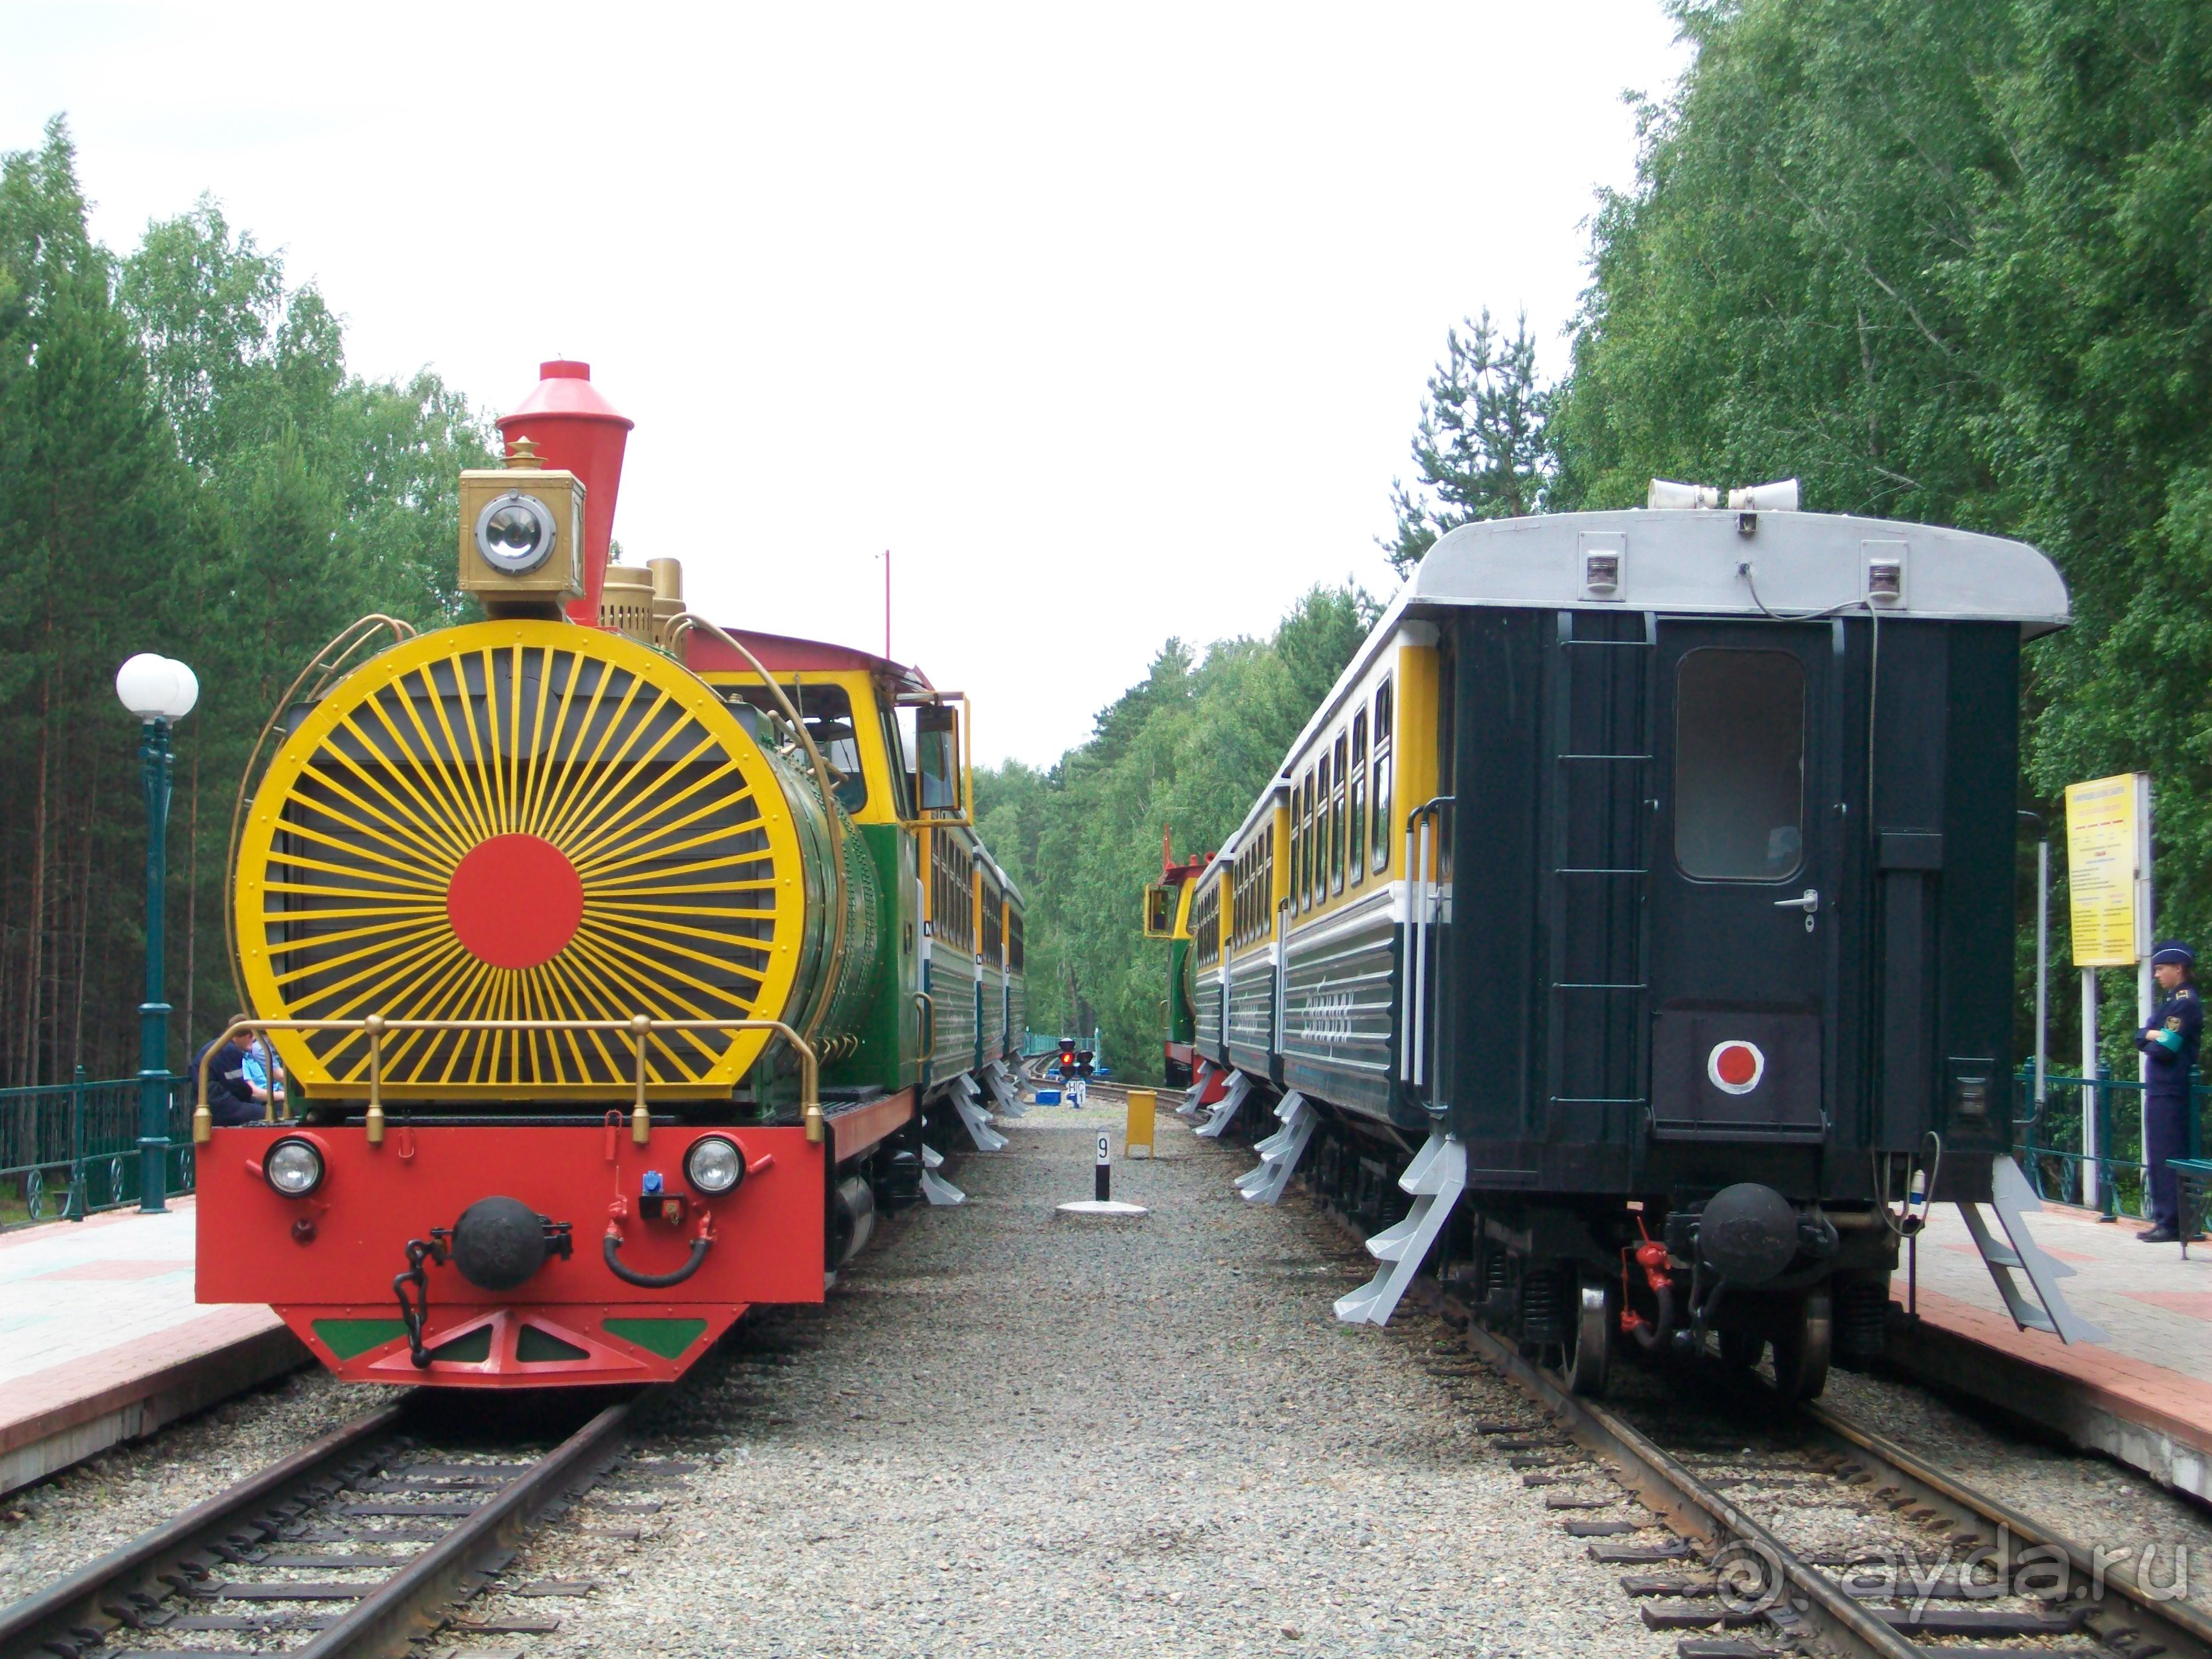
[196,360,1024,1387]
[1151,487,2070,1398]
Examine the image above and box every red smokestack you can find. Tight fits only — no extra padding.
[496,360,633,627]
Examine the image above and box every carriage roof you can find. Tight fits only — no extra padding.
[1209,508,2070,866]
[1410,507,2069,635]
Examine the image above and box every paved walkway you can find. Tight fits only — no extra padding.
[1894,1191,2212,1495]
[0,1198,301,1494]
[1908,1194,2212,1384]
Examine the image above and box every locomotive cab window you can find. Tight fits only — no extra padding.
[1143,883,1176,938]
[732,683,869,814]
[1673,648,1806,881]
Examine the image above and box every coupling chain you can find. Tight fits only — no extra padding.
[393,1229,452,1369]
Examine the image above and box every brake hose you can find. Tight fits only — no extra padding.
[603,1229,713,1288]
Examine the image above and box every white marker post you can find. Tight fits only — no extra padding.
[1056,1128,1148,1219]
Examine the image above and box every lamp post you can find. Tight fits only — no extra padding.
[115,653,198,1212]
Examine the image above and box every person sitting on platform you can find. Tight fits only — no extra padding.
[2136,942,2202,1245]
[191,1018,264,1128]
[241,1034,284,1117]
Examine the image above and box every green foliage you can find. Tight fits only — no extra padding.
[976,584,1378,1081]
[1381,310,1552,577]
[0,117,494,1084]
[1539,0,2212,1065]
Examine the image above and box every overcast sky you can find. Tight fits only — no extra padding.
[4,2,1687,767]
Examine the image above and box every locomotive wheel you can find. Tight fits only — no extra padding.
[1562,1277,1611,1396]
[1769,1290,1832,1401]
[1716,1326,1765,1371]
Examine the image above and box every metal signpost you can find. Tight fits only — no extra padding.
[2063,772,2153,1210]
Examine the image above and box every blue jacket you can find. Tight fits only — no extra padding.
[2138,983,2203,1092]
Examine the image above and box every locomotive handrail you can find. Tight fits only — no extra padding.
[665,611,852,1052]
[195,1017,822,1148]
[222,613,417,1015]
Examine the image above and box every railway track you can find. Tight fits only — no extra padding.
[0,1390,668,1659]
[1401,1276,2212,1659]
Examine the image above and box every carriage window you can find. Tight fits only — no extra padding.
[1316,752,1332,904]
[1300,769,1317,910]
[1370,680,1392,872]
[1329,733,1348,893]
[1673,649,1805,881]
[1349,713,1367,888]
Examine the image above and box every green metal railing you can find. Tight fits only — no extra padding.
[0,1069,193,1227]
[2013,1065,2209,1220]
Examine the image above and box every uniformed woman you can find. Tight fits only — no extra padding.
[2135,941,2202,1244]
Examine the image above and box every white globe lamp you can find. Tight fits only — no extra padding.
[115,653,198,722]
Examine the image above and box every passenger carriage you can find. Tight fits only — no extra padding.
[1168,487,2069,1398]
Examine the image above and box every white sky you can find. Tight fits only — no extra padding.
[4,2,1688,767]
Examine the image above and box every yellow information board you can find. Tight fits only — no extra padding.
[2065,773,2148,967]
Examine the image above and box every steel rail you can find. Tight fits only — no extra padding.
[1418,1265,2211,1659]
[294,1396,635,1659]
[1448,1303,1923,1659]
[1804,1398,2212,1659]
[0,1401,410,1659]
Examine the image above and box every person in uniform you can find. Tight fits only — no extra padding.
[2135,941,2202,1244]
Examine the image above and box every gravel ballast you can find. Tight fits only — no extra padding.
[14,1101,2210,1655]
[473,1110,1667,1658]
[0,1367,404,1606]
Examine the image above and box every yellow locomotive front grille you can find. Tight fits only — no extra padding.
[237,621,808,1099]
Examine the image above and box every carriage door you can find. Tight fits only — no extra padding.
[1647,623,1835,1140]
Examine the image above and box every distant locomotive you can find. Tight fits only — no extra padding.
[1151,486,2069,1398]
[197,360,1024,1387]
[1143,832,1216,1090]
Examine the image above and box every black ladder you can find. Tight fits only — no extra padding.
[1543,610,1655,1137]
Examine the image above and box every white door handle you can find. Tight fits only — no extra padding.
[1774,888,1820,913]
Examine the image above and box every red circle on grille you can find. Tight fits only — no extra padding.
[446,834,584,970]
[1715,1044,1758,1086]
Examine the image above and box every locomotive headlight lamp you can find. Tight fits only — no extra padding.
[474,491,558,574]
[685,1134,744,1195]
[264,1136,325,1198]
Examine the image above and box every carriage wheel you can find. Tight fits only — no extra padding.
[1563,1276,1612,1396]
[1770,1290,1832,1401]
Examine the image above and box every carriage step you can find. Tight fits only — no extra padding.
[949,1075,1008,1152]
[1235,1092,1315,1205]
[983,1060,1026,1117]
[1177,1061,1215,1119]
[1194,1071,1253,1139]
[1334,1130,1467,1327]
[918,1140,965,1205]
[1956,1154,2105,1344]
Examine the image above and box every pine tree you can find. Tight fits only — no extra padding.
[1381,310,1552,577]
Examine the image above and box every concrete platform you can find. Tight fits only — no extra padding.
[1887,1195,2212,1499]
[0,1198,308,1497]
